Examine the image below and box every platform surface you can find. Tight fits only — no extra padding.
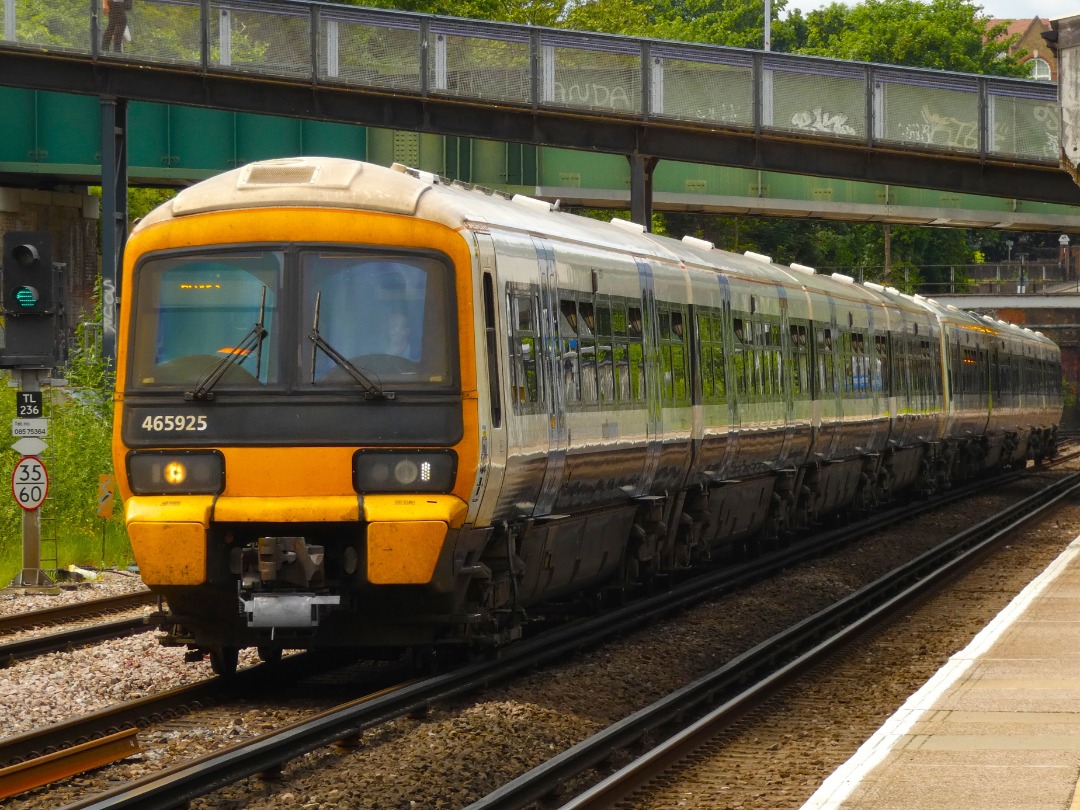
[801,535,1080,810]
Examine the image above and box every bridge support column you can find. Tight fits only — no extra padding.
[628,154,658,232]
[100,97,128,367]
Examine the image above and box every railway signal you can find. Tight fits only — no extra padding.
[0,232,65,369]
[2,232,55,316]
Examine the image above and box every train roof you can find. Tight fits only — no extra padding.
[134,157,1052,351]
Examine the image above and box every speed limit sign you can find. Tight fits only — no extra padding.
[11,455,48,511]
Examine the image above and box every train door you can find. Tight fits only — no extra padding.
[465,233,509,527]
[776,284,796,463]
[533,237,569,516]
[863,302,884,451]
[636,257,663,496]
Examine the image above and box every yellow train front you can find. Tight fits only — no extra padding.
[113,159,487,673]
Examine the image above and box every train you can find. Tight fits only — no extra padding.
[112,157,1062,675]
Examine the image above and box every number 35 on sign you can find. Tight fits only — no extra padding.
[12,456,48,510]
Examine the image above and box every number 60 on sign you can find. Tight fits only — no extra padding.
[12,456,48,510]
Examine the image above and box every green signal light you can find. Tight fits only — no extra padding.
[13,286,39,308]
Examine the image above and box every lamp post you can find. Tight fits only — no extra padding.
[1006,239,1013,262]
[1059,234,1071,289]
[764,0,771,50]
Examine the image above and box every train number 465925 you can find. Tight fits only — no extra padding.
[141,414,208,432]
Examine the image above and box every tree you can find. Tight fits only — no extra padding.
[790,0,1027,76]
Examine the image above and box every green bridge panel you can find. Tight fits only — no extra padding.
[2,87,1080,231]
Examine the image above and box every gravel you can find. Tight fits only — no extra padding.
[2,468,1075,810]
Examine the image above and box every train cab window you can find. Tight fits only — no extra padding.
[301,252,454,387]
[129,250,283,388]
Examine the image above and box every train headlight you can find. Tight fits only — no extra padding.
[353,450,456,493]
[127,450,225,495]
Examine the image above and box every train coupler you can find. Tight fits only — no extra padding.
[235,536,342,629]
[241,592,341,628]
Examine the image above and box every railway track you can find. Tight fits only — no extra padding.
[474,469,1080,810]
[0,592,158,665]
[0,467,1052,809]
[0,592,155,635]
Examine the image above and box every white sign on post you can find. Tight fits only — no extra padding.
[11,455,48,511]
[12,418,48,438]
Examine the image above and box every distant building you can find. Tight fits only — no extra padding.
[987,17,1056,80]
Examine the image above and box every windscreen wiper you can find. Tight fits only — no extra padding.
[186,287,269,402]
[308,292,393,400]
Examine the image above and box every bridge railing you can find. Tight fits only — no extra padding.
[3,0,1061,164]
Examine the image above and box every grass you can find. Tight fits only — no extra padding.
[0,331,132,587]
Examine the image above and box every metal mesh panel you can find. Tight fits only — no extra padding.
[430,31,531,103]
[113,0,203,66]
[769,71,866,140]
[10,0,93,52]
[876,80,980,153]
[990,94,1059,161]
[652,58,752,127]
[319,16,420,91]
[209,1,311,78]
[541,44,641,115]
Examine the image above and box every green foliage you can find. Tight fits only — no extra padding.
[1063,376,1078,409]
[660,212,982,292]
[788,0,1028,76]
[0,291,130,586]
[14,0,93,48]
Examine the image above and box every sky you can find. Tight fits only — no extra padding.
[780,0,1080,21]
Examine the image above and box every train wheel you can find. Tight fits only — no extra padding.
[257,646,283,665]
[210,646,239,677]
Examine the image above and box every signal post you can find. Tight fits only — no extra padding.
[1,232,65,590]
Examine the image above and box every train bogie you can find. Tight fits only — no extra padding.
[112,157,1062,666]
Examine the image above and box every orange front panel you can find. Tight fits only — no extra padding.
[366,521,448,585]
[129,522,206,586]
[220,447,359,498]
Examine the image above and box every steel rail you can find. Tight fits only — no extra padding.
[0,616,156,664]
[0,729,142,801]
[51,470,1041,810]
[468,470,1080,810]
[0,592,155,634]
[0,652,327,769]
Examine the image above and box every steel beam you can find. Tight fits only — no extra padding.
[2,51,1080,206]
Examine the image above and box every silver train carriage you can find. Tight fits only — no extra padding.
[112,157,1063,670]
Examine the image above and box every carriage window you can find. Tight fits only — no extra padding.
[509,290,542,410]
[560,297,599,406]
[658,304,688,404]
[593,302,615,403]
[789,324,809,398]
[699,310,727,403]
[816,327,835,397]
[615,304,645,401]
[130,250,283,388]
